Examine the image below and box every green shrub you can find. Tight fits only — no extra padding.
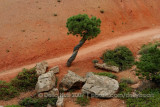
[53,13,57,16]
[0,81,19,100]
[95,72,117,79]
[21,30,26,32]
[118,82,132,99]
[126,88,160,107]
[19,97,57,107]
[136,46,160,84]
[6,49,10,53]
[76,95,90,106]
[92,59,99,64]
[139,42,160,55]
[11,67,38,92]
[120,78,134,84]
[118,81,160,106]
[100,10,104,13]
[102,46,134,71]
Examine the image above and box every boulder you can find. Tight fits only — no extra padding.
[94,63,119,73]
[49,66,59,74]
[131,80,156,91]
[59,70,86,91]
[86,72,94,78]
[35,71,56,93]
[36,61,48,76]
[56,97,64,107]
[82,72,119,98]
[44,88,59,98]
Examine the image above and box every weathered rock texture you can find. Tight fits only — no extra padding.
[49,66,59,74]
[82,72,119,98]
[95,63,119,73]
[56,97,64,107]
[36,61,48,76]
[44,88,59,98]
[59,70,86,91]
[35,71,56,93]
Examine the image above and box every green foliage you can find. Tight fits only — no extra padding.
[11,67,38,92]
[102,46,134,71]
[118,81,160,106]
[66,14,101,40]
[76,95,90,106]
[0,81,19,101]
[53,13,57,16]
[139,42,160,55]
[126,88,160,107]
[118,82,132,99]
[100,10,104,13]
[136,46,160,84]
[19,97,57,107]
[120,78,134,84]
[92,59,99,64]
[95,72,117,79]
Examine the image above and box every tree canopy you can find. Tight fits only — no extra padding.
[66,14,101,40]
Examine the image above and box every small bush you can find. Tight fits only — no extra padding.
[0,81,19,100]
[120,78,134,84]
[76,95,90,106]
[102,46,134,71]
[136,46,160,84]
[6,49,10,53]
[57,0,61,2]
[100,10,104,13]
[53,13,57,16]
[95,72,117,79]
[21,30,26,32]
[11,67,38,92]
[139,42,160,55]
[126,88,160,107]
[48,38,50,41]
[118,82,132,99]
[92,59,99,64]
[19,97,57,107]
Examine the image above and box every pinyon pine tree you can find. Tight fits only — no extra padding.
[66,14,101,67]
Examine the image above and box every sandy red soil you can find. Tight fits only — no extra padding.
[0,27,160,106]
[1,0,160,106]
[1,0,160,72]
[0,27,160,82]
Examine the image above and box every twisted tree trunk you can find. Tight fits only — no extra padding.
[66,38,86,67]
